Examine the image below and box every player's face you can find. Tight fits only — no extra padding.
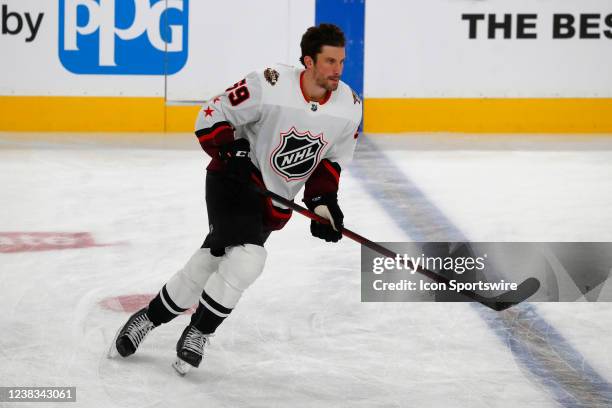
[312,46,345,91]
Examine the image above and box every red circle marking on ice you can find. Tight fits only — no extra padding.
[99,294,195,314]
[0,232,120,253]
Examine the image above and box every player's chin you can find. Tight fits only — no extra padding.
[326,81,339,91]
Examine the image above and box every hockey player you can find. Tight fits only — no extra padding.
[109,23,362,375]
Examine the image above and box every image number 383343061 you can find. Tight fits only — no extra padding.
[58,0,189,75]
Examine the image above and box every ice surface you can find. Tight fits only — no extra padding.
[1,132,611,407]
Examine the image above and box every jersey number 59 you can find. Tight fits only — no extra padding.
[225,79,250,106]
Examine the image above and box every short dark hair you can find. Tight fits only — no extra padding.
[300,24,346,67]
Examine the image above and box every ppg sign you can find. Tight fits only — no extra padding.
[58,0,188,75]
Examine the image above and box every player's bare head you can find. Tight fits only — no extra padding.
[300,24,346,91]
[300,24,345,66]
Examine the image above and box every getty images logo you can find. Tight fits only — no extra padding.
[58,0,188,75]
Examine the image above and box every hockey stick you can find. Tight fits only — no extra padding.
[252,184,540,312]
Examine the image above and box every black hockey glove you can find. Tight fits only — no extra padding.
[305,193,344,242]
[219,138,252,183]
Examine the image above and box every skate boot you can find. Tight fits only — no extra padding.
[172,325,212,376]
[108,307,156,358]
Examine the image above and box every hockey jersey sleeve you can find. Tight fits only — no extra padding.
[324,121,360,168]
[194,71,263,158]
[303,112,361,202]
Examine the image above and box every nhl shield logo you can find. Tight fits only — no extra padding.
[270,127,327,181]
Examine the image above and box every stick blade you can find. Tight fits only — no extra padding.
[173,358,192,376]
[482,277,541,311]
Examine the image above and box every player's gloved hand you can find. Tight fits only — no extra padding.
[306,193,344,242]
[219,138,252,182]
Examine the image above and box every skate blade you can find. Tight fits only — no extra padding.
[172,358,192,376]
[107,327,122,359]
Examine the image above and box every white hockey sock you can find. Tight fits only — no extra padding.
[203,244,267,309]
[164,247,223,310]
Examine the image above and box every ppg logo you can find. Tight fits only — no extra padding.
[58,0,188,75]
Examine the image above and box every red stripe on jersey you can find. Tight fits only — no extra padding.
[197,124,233,144]
[319,87,332,105]
[322,160,340,184]
[299,71,332,105]
[250,174,292,220]
[268,202,292,219]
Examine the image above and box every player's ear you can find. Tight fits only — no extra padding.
[304,55,314,69]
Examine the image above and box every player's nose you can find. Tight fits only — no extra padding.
[335,62,343,76]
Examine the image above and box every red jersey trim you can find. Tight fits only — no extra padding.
[319,86,332,105]
[322,160,340,184]
[299,71,332,105]
[250,174,292,220]
[197,124,233,144]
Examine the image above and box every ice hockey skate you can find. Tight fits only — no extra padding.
[108,307,156,358]
[172,325,212,376]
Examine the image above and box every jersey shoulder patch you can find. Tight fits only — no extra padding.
[259,64,298,89]
[351,89,362,105]
[264,67,280,86]
[336,81,360,105]
[334,82,363,125]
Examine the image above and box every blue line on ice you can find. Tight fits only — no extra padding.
[351,136,612,407]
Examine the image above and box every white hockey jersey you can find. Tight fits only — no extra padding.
[194,64,362,204]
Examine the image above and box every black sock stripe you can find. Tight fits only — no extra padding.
[161,285,188,314]
[201,291,233,315]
